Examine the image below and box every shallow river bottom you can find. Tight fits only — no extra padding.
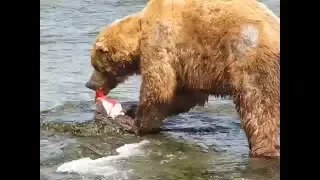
[40,100,279,180]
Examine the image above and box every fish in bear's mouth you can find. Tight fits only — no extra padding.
[95,88,125,119]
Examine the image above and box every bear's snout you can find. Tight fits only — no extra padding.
[85,80,110,95]
[86,70,106,91]
[85,81,96,90]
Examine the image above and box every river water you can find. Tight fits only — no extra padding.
[40,0,280,179]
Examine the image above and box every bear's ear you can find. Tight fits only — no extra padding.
[95,41,109,52]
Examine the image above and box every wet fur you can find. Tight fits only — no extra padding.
[87,0,280,158]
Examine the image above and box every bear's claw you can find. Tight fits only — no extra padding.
[113,111,140,134]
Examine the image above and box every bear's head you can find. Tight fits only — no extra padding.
[85,14,142,94]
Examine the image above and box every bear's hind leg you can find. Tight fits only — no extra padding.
[274,132,280,149]
[223,24,280,158]
[233,88,280,158]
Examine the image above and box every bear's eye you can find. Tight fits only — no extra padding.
[92,64,102,72]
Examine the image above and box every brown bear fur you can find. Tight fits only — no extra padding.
[86,0,280,158]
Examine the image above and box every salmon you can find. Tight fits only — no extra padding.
[95,88,124,119]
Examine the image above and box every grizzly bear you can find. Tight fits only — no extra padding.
[85,0,280,158]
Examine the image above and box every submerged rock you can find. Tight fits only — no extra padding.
[40,101,138,137]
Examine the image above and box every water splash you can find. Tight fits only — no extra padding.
[56,140,150,177]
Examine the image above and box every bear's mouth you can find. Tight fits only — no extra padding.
[85,82,110,95]
[100,88,110,96]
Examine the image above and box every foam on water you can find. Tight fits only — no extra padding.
[56,140,150,177]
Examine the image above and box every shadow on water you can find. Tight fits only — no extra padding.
[40,101,279,180]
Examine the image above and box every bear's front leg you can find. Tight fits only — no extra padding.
[117,23,180,134]
[114,101,170,134]
[117,61,177,135]
[135,61,178,134]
